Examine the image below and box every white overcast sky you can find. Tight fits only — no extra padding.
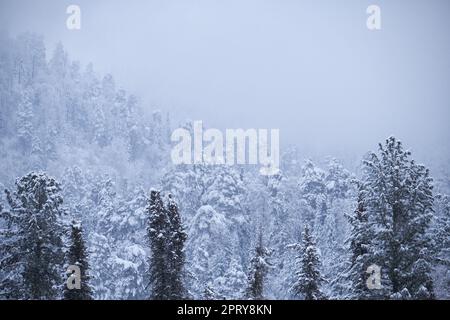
[1,0,449,160]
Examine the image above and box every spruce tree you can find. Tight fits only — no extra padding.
[362,137,435,299]
[147,190,170,300]
[0,202,21,299]
[291,225,326,300]
[0,172,65,299]
[147,191,188,300]
[166,193,187,299]
[345,183,375,299]
[64,221,93,300]
[16,89,34,155]
[430,194,450,298]
[245,233,271,300]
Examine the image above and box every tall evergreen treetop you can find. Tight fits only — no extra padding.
[291,225,326,300]
[64,221,93,300]
[166,193,187,299]
[147,190,187,300]
[245,233,272,300]
[345,183,376,299]
[362,136,435,299]
[0,172,65,299]
[147,189,169,300]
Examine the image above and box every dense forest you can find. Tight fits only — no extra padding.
[0,33,449,300]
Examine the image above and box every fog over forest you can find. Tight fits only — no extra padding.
[0,0,449,300]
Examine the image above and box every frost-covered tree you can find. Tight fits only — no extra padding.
[13,33,47,85]
[202,166,250,262]
[168,165,250,299]
[185,204,246,299]
[65,173,117,300]
[0,201,20,299]
[325,158,352,205]
[49,42,68,78]
[245,233,272,300]
[344,183,375,299]
[16,89,34,154]
[146,190,187,300]
[93,100,110,148]
[147,190,169,300]
[299,160,327,216]
[162,164,211,220]
[109,187,148,299]
[0,172,65,299]
[266,172,291,258]
[202,166,246,217]
[291,225,326,300]
[362,137,435,299]
[64,221,93,300]
[297,159,353,298]
[166,194,187,299]
[127,124,144,162]
[430,194,450,299]
[61,170,149,300]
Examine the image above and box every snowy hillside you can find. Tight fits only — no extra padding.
[0,33,449,300]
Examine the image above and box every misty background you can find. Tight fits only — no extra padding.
[1,0,449,162]
[0,0,449,301]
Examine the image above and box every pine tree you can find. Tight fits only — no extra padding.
[49,42,67,78]
[174,165,249,299]
[321,158,354,298]
[298,160,327,228]
[430,194,450,299]
[127,124,144,161]
[185,204,247,299]
[362,137,435,299]
[432,194,450,263]
[202,165,250,268]
[64,221,93,300]
[325,158,352,205]
[0,201,22,299]
[291,225,326,300]
[147,189,170,300]
[93,100,110,148]
[245,233,272,300]
[166,193,187,299]
[16,89,34,155]
[0,172,65,299]
[345,183,376,299]
[13,33,46,85]
[147,190,188,300]
[109,187,149,299]
[263,171,299,299]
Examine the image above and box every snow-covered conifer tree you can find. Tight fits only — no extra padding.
[16,89,34,155]
[0,172,65,299]
[147,190,170,299]
[345,183,375,299]
[166,193,187,299]
[64,221,93,300]
[430,194,450,299]
[291,225,326,300]
[245,233,272,300]
[362,137,435,299]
